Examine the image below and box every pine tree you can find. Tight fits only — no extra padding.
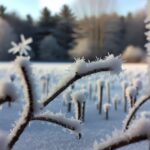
[0,5,6,18]
[104,14,126,55]
[38,7,55,27]
[60,5,75,23]
[52,5,76,60]
[26,14,33,26]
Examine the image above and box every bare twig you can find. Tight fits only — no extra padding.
[0,96,12,105]
[123,95,150,131]
[43,68,110,107]
[95,134,147,150]
[32,113,81,137]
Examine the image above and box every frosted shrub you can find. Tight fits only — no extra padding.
[72,90,87,122]
[0,80,19,106]
[112,95,119,111]
[41,74,50,97]
[10,74,16,82]
[140,111,150,119]
[63,90,72,113]
[126,86,137,108]
[105,80,110,103]
[121,81,128,112]
[103,103,111,120]
[132,79,142,95]
[97,80,104,114]
[122,45,145,63]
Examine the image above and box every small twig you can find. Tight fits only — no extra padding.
[43,68,110,107]
[32,113,81,137]
[95,134,147,150]
[123,95,150,131]
[0,96,12,105]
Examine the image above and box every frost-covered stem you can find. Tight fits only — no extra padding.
[98,86,103,114]
[8,66,34,149]
[106,82,110,103]
[95,134,147,150]
[88,83,92,100]
[114,100,117,111]
[123,95,150,131]
[81,101,86,122]
[0,96,12,105]
[130,96,134,108]
[67,102,72,113]
[134,96,137,105]
[43,68,110,106]
[124,95,127,113]
[71,84,75,89]
[105,109,109,120]
[77,101,81,120]
[32,115,82,138]
[122,82,128,113]
[46,76,50,96]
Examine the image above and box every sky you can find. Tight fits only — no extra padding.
[0,0,147,19]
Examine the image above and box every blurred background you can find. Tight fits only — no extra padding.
[0,0,147,62]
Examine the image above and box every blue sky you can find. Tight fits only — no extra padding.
[0,0,147,19]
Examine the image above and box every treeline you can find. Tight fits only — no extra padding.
[0,5,146,61]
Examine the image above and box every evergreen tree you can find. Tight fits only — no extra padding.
[104,15,126,55]
[38,7,54,27]
[0,5,6,18]
[60,5,75,22]
[52,5,76,60]
[26,14,33,26]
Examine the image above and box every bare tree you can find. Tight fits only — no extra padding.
[70,0,118,59]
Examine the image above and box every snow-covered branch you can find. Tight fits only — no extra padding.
[43,55,122,106]
[0,98,11,105]
[94,117,150,150]
[8,57,34,149]
[123,95,150,131]
[32,112,81,138]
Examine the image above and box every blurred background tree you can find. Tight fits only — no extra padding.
[0,1,147,62]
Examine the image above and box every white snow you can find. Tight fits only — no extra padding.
[140,111,150,119]
[72,90,87,103]
[103,103,111,112]
[0,131,8,150]
[112,95,119,105]
[63,90,72,104]
[132,79,142,90]
[123,94,150,129]
[72,54,122,75]
[125,86,137,102]
[94,117,150,150]
[0,63,148,150]
[105,81,110,102]
[121,81,128,89]
[34,112,81,135]
[0,80,18,102]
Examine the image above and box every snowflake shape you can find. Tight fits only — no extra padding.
[8,34,33,56]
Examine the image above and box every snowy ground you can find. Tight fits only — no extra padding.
[0,63,149,150]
